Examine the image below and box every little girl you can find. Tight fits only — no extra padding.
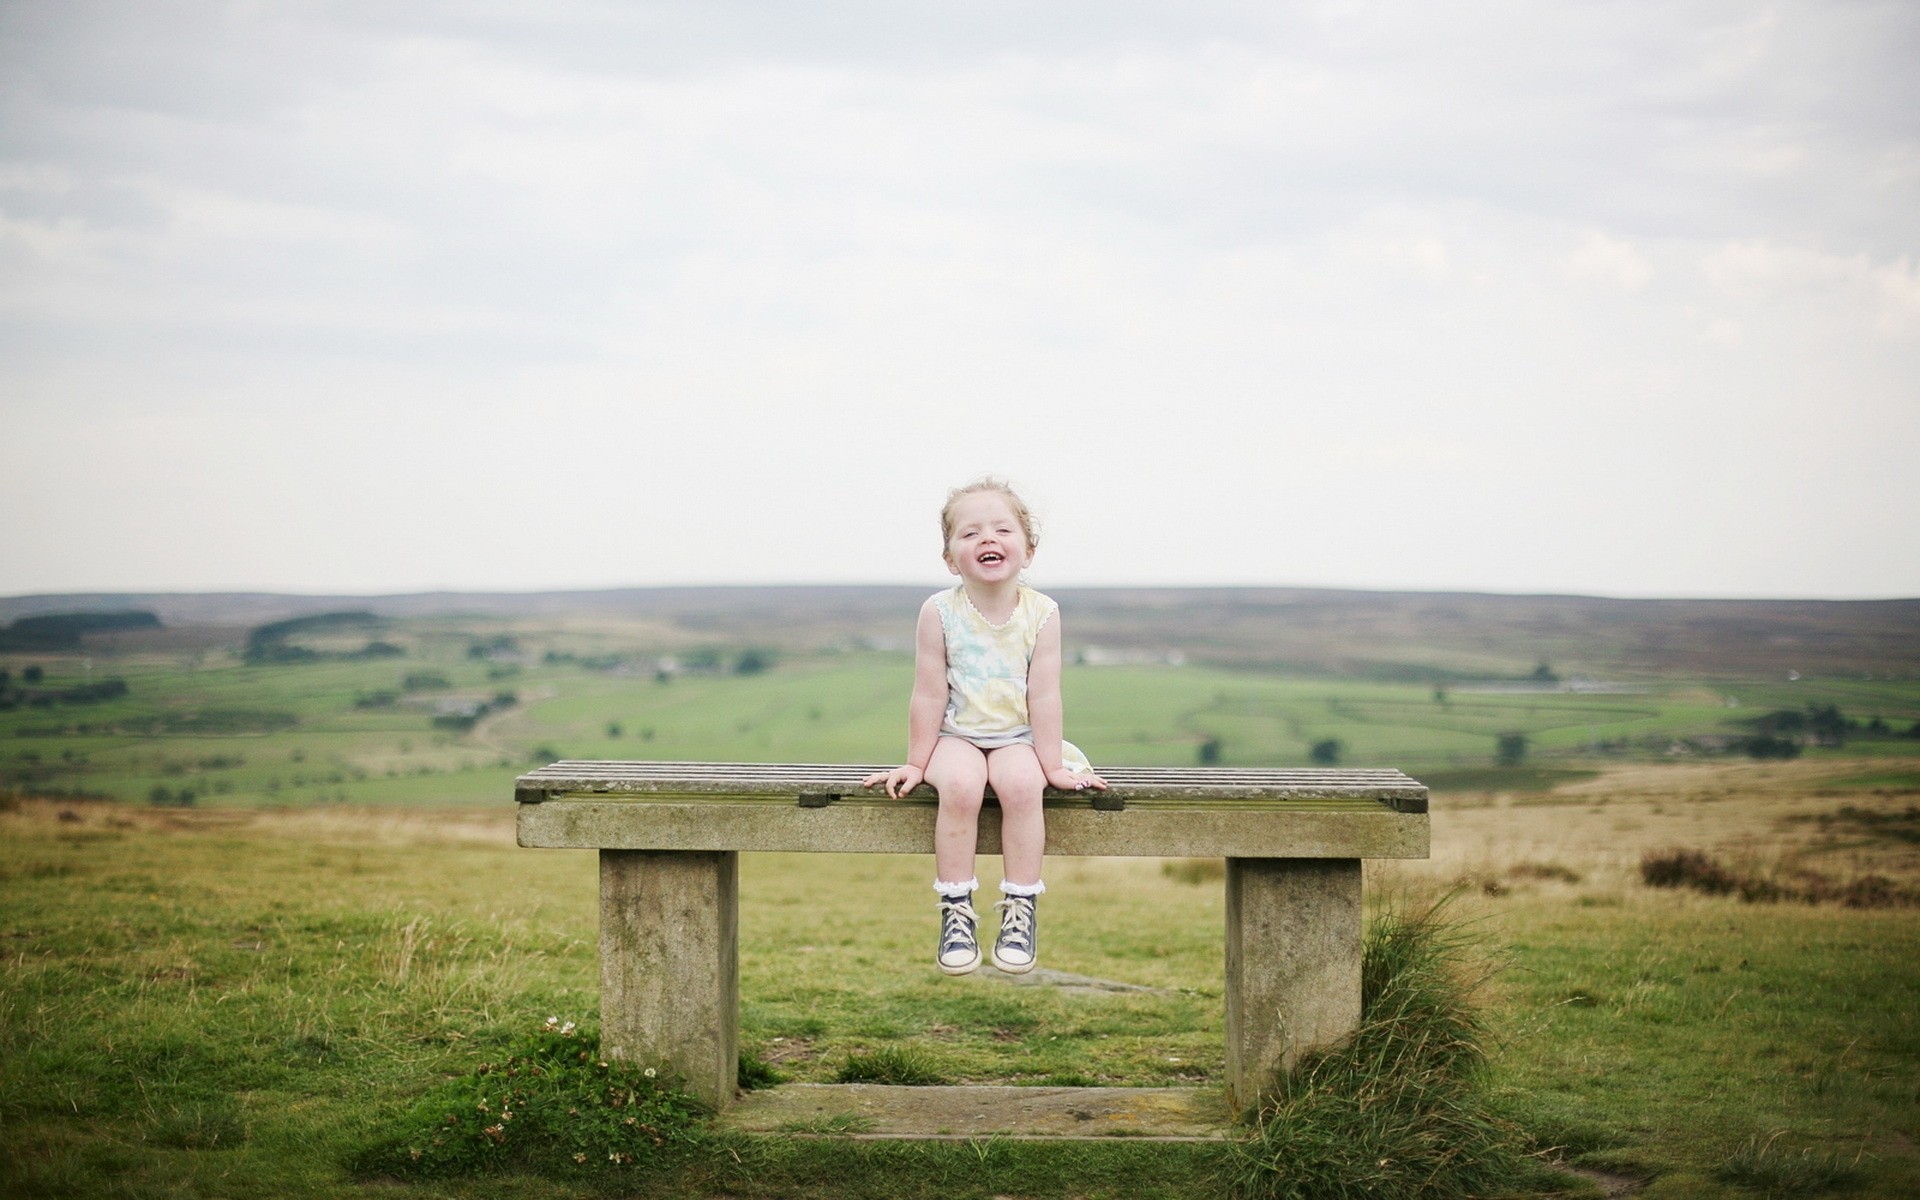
[863,478,1107,975]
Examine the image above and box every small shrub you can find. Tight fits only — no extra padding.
[1641,848,1920,908]
[1640,849,1739,895]
[1309,739,1342,765]
[1198,737,1223,766]
[352,1017,705,1180]
[835,1045,950,1086]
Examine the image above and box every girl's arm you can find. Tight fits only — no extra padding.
[861,598,948,798]
[1029,612,1106,791]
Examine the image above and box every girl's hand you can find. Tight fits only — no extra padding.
[862,764,925,798]
[1047,766,1108,792]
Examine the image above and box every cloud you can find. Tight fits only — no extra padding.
[2,1,1917,597]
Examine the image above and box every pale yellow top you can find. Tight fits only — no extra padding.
[933,584,1091,772]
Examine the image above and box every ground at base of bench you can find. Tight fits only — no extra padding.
[722,1083,1234,1141]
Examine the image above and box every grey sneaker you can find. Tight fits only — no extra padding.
[937,894,980,975]
[992,895,1037,974]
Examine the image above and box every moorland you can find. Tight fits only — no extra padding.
[2,585,1916,1198]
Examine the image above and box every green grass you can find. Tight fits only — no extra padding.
[4,780,1918,1198]
[8,625,1917,814]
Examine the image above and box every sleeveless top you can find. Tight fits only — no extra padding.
[932,584,1092,773]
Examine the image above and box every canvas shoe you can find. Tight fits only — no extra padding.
[936,894,981,975]
[991,894,1038,974]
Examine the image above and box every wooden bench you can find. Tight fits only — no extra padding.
[515,761,1429,1112]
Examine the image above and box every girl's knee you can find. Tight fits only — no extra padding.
[995,786,1043,816]
[937,786,985,818]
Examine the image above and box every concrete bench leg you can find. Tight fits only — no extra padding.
[599,849,739,1110]
[1224,857,1362,1112]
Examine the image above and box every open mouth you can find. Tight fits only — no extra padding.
[978,552,1004,565]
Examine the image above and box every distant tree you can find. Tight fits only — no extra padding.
[0,610,159,651]
[402,671,450,691]
[733,645,771,675]
[1432,684,1448,705]
[1805,704,1848,747]
[1530,661,1559,684]
[1496,732,1527,766]
[1309,738,1342,765]
[1737,734,1801,760]
[606,721,623,739]
[23,665,43,684]
[0,669,9,687]
[1865,716,1889,735]
[1197,737,1222,766]
[148,785,195,808]
[734,649,772,675]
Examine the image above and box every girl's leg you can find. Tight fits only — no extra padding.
[925,737,988,886]
[985,744,1047,886]
[984,745,1047,973]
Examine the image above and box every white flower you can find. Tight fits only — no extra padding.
[644,1067,657,1078]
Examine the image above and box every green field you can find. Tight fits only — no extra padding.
[6,610,1918,809]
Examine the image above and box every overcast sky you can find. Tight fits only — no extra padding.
[3,1,1916,601]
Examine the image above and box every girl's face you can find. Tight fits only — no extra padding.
[943,491,1033,587]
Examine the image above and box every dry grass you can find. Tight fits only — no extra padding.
[4,792,517,848]
[1371,758,1920,904]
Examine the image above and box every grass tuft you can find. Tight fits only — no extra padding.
[146,1097,248,1150]
[350,1015,706,1180]
[1716,1132,1862,1196]
[834,1045,952,1086]
[1230,897,1541,1200]
[738,1049,787,1091]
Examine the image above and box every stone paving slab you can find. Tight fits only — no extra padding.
[722,1083,1235,1141]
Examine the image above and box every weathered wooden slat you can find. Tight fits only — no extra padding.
[515,760,1429,813]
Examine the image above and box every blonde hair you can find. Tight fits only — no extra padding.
[940,476,1039,553]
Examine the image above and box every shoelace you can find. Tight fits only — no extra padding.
[994,896,1034,951]
[939,899,977,950]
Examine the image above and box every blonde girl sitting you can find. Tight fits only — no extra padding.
[863,478,1107,974]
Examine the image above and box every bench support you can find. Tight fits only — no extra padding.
[599,849,739,1109]
[1224,857,1362,1112]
